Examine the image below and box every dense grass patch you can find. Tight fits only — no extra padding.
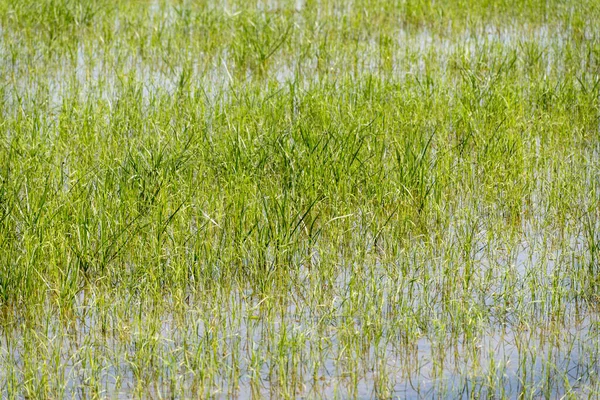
[0,0,599,398]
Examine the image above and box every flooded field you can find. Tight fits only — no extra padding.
[0,0,599,398]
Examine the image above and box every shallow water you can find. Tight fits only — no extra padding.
[1,3,599,398]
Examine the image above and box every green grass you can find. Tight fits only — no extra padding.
[0,0,599,398]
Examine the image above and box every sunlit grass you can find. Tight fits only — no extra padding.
[0,0,599,398]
